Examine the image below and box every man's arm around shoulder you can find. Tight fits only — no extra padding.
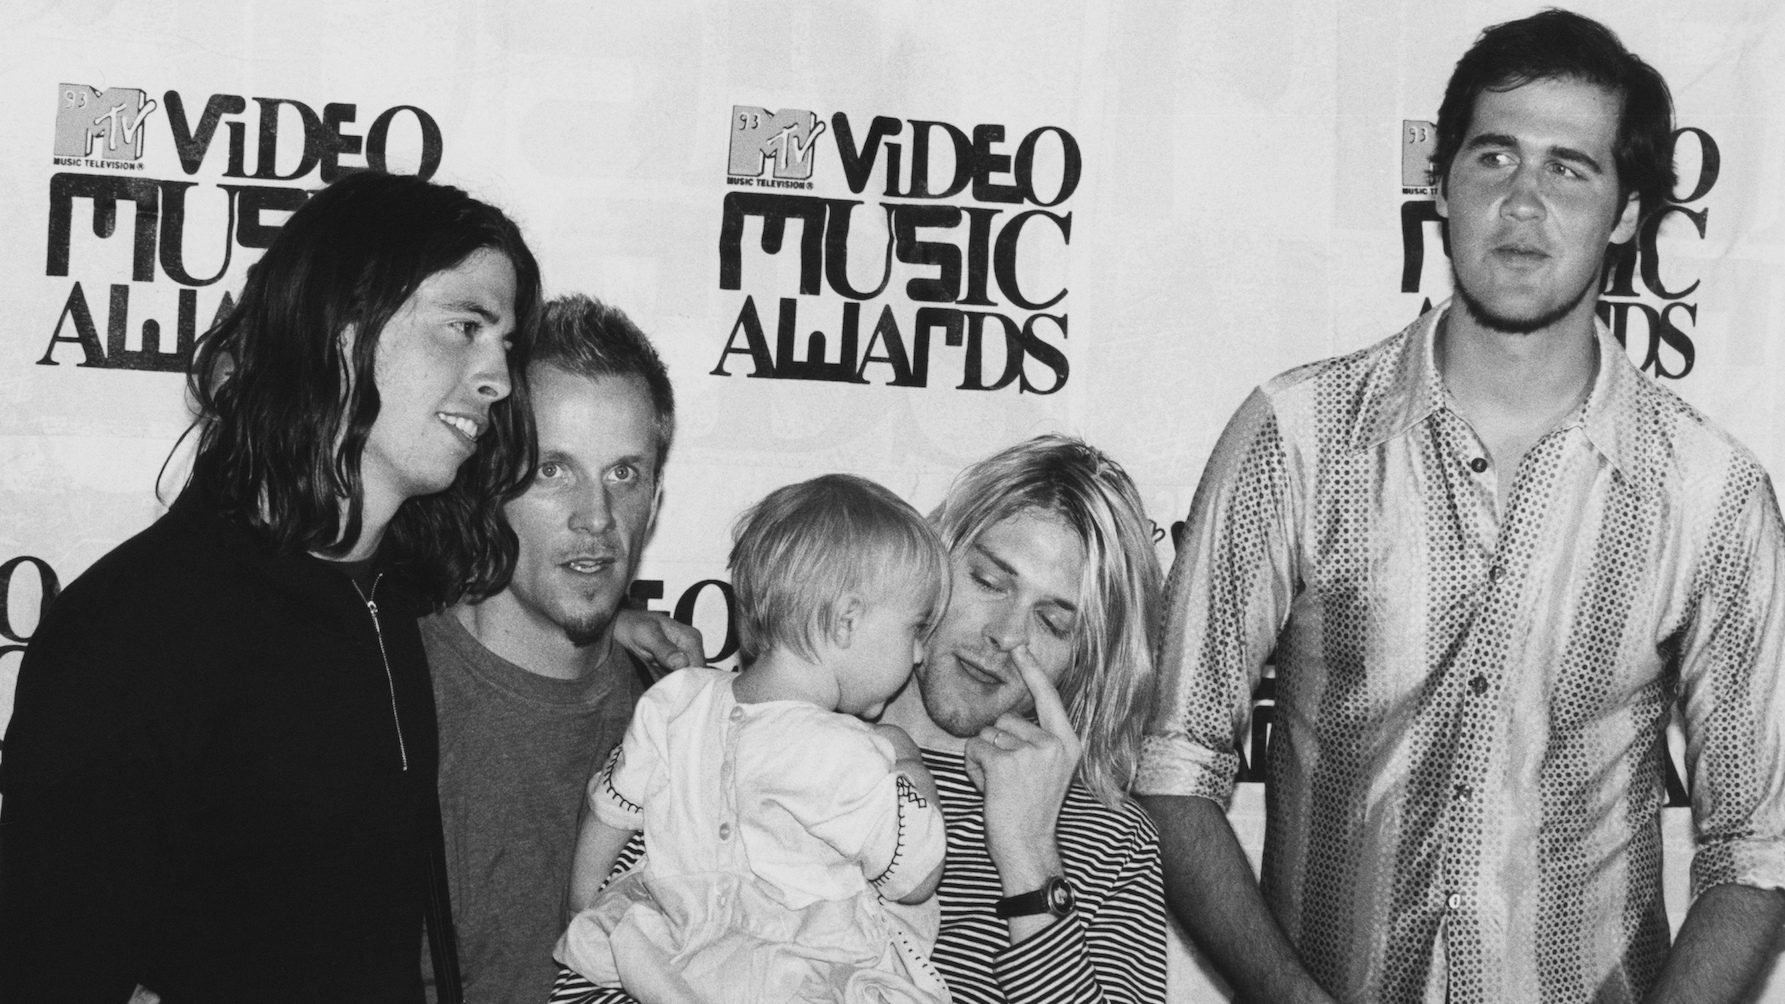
[1141,793,1336,1004]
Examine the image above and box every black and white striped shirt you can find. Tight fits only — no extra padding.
[548,747,1166,1003]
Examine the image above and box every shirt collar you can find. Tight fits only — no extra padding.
[1350,302,1448,453]
[1352,298,1638,479]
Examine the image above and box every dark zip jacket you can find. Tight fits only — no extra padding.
[0,484,442,1003]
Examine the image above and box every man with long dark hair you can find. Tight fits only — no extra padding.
[1140,11,1785,1004]
[0,171,542,1003]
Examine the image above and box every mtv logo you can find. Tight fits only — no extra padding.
[729,106,826,181]
[56,84,158,161]
[1402,119,1437,188]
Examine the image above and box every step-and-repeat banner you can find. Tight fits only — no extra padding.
[4,1,1783,997]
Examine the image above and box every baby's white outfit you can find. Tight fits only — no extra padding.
[554,667,950,1004]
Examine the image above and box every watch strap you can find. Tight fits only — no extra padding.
[994,876,1074,919]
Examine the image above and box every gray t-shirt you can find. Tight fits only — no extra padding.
[421,611,650,1004]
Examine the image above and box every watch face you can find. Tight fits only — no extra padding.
[1046,877,1075,915]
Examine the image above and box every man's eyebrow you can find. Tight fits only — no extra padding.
[1463,132,1520,151]
[442,299,501,323]
[971,541,1017,577]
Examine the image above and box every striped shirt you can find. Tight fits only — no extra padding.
[1135,303,1785,1004]
[550,747,1166,1003]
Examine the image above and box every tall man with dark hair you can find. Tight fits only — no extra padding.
[0,171,542,1002]
[1139,11,1785,1004]
[425,294,697,1004]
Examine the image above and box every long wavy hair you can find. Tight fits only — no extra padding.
[930,435,1163,807]
[184,171,542,608]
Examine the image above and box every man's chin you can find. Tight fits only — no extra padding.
[563,622,610,648]
[1455,274,1593,335]
[556,600,623,648]
[917,675,1005,738]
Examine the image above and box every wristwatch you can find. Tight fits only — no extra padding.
[994,876,1076,919]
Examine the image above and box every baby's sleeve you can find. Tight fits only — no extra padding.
[769,723,946,901]
[586,671,685,830]
[862,771,946,902]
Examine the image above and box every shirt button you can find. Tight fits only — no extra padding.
[1488,565,1503,582]
[1469,457,1489,473]
[1454,783,1471,800]
[1447,893,1462,911]
[718,822,732,840]
[1469,675,1488,696]
[729,707,744,722]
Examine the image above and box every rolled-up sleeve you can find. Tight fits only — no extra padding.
[1135,387,1298,803]
[1680,466,1785,896]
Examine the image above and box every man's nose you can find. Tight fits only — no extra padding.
[568,484,615,534]
[984,602,1026,652]
[1501,164,1545,222]
[472,338,512,402]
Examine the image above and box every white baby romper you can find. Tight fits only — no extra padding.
[555,667,950,1004]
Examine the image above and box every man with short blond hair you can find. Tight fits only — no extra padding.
[425,294,698,1004]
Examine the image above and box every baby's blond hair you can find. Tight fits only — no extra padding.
[730,474,949,665]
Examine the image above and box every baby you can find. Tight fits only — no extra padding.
[555,474,952,1004]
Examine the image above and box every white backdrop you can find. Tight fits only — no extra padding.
[4,1,1784,998]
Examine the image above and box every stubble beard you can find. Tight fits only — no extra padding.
[916,658,1022,739]
[556,577,628,648]
[563,613,613,649]
[917,664,983,739]
[1454,263,1598,336]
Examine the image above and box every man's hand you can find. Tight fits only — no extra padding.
[963,645,1081,943]
[611,609,705,677]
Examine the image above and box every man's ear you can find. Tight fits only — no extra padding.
[205,349,236,396]
[829,594,866,649]
[1610,191,1641,245]
[637,475,664,546]
[1434,172,1450,220]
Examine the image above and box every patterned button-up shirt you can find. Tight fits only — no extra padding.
[1136,303,1785,1004]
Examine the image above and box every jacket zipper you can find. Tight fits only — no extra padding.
[353,573,409,772]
